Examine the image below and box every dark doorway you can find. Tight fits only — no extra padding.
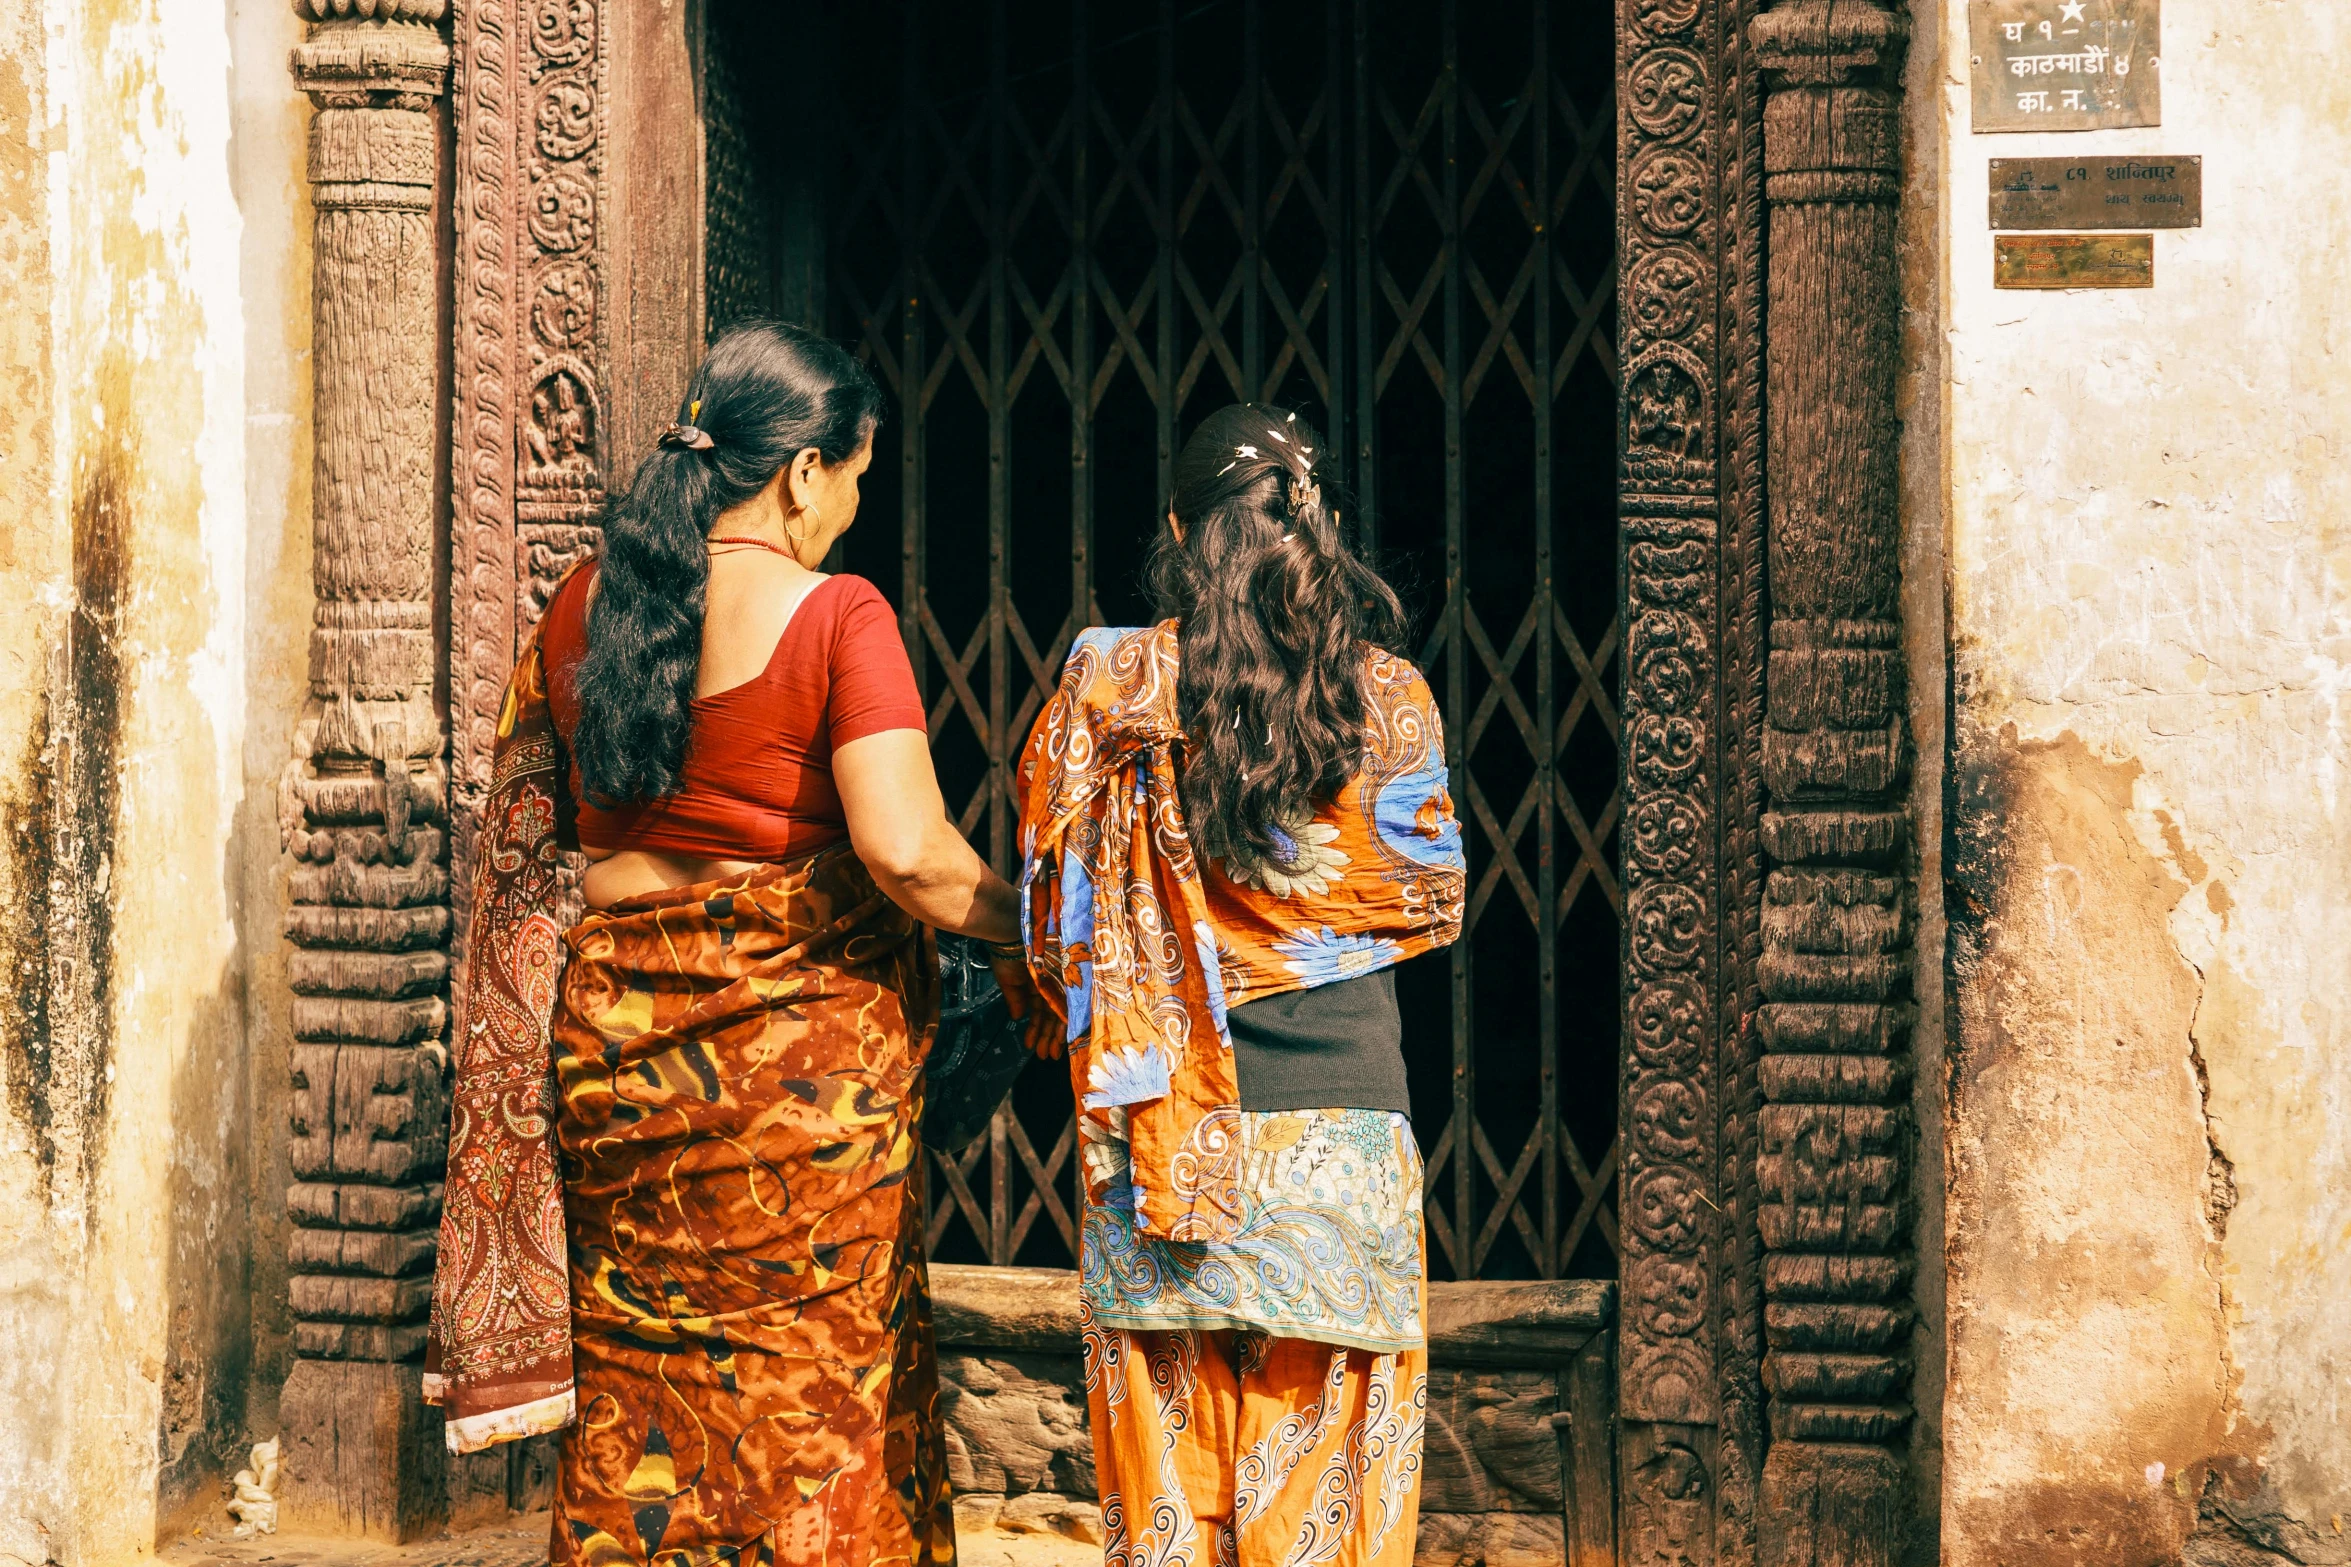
[704,0,1621,1284]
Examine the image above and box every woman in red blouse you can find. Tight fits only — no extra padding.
[428,321,1031,1566]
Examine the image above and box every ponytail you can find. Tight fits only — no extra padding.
[571,320,885,805]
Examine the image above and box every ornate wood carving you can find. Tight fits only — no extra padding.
[280,0,455,1538]
[449,0,608,951]
[1616,0,1769,1562]
[1750,2,1913,1562]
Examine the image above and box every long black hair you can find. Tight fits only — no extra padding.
[1145,403,1408,872]
[572,319,885,805]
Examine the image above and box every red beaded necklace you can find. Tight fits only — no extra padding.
[706,534,798,561]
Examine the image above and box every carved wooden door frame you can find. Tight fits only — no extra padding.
[415,2,1919,1562]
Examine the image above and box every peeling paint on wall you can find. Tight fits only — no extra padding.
[0,384,131,1219]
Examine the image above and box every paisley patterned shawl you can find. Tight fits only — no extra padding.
[423,613,581,1453]
[1017,623,1465,1247]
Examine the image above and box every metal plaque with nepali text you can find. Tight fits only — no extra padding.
[1971,0,2160,132]
[1990,155,2201,229]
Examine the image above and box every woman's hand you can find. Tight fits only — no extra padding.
[989,952,1064,1061]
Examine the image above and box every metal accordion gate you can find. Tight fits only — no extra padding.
[706,0,1628,1290]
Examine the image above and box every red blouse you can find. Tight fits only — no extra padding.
[541,564,928,861]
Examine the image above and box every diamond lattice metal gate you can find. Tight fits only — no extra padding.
[707,0,1621,1283]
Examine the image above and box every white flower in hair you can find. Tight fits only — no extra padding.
[1236,444,1259,458]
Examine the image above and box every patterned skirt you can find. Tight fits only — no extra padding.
[545,851,954,1567]
[1078,1108,1429,1567]
[1080,1107,1427,1352]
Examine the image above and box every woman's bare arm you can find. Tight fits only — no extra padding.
[834,729,1020,943]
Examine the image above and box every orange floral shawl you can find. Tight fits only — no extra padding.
[1017,623,1464,1244]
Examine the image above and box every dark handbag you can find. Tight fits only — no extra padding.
[923,932,1035,1153]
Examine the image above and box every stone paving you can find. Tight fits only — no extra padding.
[158,1509,1099,1567]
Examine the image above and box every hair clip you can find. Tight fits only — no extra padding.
[659,422,716,451]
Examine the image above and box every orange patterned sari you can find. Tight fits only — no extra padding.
[428,619,953,1567]
[1016,622,1463,1245]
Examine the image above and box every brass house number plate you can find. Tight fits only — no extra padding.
[1991,156,2201,229]
[1995,233,2155,289]
[1972,0,2160,131]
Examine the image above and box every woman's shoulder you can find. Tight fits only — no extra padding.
[780,570,885,636]
[539,556,599,656]
[1062,621,1177,682]
[1360,643,1433,698]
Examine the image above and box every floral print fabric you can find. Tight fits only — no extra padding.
[548,856,953,1567]
[1017,623,1463,1245]
[428,614,581,1450]
[1083,1306,1426,1567]
[425,599,957,1565]
[1081,1108,1426,1352]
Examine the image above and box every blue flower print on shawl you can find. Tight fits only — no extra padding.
[1056,854,1097,1043]
[1084,1045,1174,1111]
[1272,926,1405,986]
[1375,756,1466,874]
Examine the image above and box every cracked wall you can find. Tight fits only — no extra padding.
[1916,1,2351,1561]
[0,1,311,1561]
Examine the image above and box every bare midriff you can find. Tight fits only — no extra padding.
[579,847,769,909]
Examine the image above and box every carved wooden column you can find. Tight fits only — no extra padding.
[1749,3,1912,1562]
[279,0,452,1539]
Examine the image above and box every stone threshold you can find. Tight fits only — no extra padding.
[159,1514,550,1567]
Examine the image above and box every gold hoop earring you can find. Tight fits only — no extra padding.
[786,502,821,547]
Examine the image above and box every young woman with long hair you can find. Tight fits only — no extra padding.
[1018,404,1466,1565]
[426,320,1035,1566]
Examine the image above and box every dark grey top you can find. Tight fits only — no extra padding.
[1228,968,1410,1115]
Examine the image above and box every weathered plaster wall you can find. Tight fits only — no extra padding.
[1926,1,2351,1561]
[0,1,310,1560]
[227,0,311,1450]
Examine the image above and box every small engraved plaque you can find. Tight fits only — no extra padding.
[1994,232,2155,289]
[1990,156,2200,229]
[1972,0,2159,132]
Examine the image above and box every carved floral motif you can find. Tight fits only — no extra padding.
[528,0,594,65]
[531,259,597,348]
[534,79,595,160]
[1628,48,1709,141]
[1635,0,1704,39]
[1628,247,1708,339]
[527,169,596,252]
[1631,146,1709,239]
